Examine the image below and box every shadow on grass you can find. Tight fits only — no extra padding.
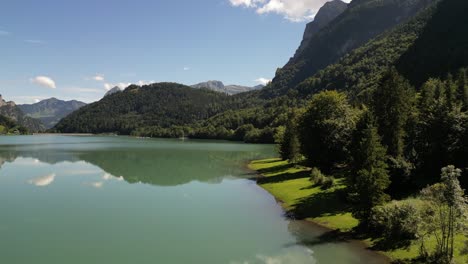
[287,189,351,220]
[256,163,297,175]
[257,170,311,184]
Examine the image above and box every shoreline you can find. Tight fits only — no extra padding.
[246,158,391,264]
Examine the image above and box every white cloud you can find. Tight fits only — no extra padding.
[34,99,40,103]
[104,82,130,91]
[28,173,56,187]
[183,67,190,71]
[254,77,271,85]
[104,80,154,91]
[31,76,56,89]
[0,30,10,36]
[92,74,105,81]
[229,0,265,7]
[229,0,351,22]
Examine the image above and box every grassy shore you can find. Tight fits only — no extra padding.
[249,158,467,263]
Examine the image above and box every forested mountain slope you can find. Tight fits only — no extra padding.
[53,83,260,134]
[0,95,44,132]
[264,0,433,98]
[19,98,86,129]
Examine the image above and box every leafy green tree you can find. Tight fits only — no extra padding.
[298,90,356,170]
[373,68,415,158]
[418,166,467,263]
[456,68,468,110]
[349,112,390,224]
[277,111,302,163]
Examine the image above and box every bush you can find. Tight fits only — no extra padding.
[370,200,419,248]
[310,168,334,189]
[321,176,335,190]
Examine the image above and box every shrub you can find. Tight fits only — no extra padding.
[370,200,419,248]
[321,176,335,190]
[310,168,334,189]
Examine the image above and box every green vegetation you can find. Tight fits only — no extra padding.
[250,160,468,263]
[249,159,358,231]
[263,0,433,98]
[251,70,468,262]
[0,104,44,133]
[0,114,28,135]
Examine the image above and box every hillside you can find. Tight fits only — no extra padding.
[0,114,27,134]
[293,1,438,101]
[0,95,44,132]
[191,80,263,95]
[265,0,433,98]
[19,98,86,129]
[396,0,468,86]
[53,82,258,134]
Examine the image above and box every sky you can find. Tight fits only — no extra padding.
[0,0,348,104]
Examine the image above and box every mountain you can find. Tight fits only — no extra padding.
[52,82,257,134]
[294,0,348,57]
[191,81,263,95]
[396,0,468,86]
[265,0,434,97]
[0,95,44,132]
[293,0,467,102]
[19,98,87,129]
[104,86,123,97]
[291,1,437,100]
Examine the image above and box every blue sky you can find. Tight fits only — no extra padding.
[0,0,340,103]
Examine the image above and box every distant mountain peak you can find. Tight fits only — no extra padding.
[104,86,123,97]
[191,80,263,95]
[18,98,87,129]
[0,94,16,107]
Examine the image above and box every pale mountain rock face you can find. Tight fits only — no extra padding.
[0,95,16,107]
[191,81,263,95]
[295,0,348,57]
[104,86,123,97]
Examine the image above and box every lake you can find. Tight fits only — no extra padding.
[0,135,386,264]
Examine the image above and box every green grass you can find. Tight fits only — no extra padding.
[249,158,468,263]
[249,158,358,231]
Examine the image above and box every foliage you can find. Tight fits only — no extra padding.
[298,90,357,170]
[0,104,44,132]
[54,83,260,136]
[418,166,467,263]
[263,0,433,98]
[277,110,302,163]
[0,114,28,135]
[294,1,437,102]
[373,69,415,158]
[349,112,390,223]
[396,0,468,87]
[370,200,419,248]
[309,167,334,189]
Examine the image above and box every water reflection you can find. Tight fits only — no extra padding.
[28,173,56,187]
[0,137,274,187]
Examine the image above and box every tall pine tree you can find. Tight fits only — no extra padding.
[349,111,390,224]
[373,69,414,158]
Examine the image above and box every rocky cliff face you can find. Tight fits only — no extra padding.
[265,0,434,98]
[0,95,16,108]
[295,0,348,57]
